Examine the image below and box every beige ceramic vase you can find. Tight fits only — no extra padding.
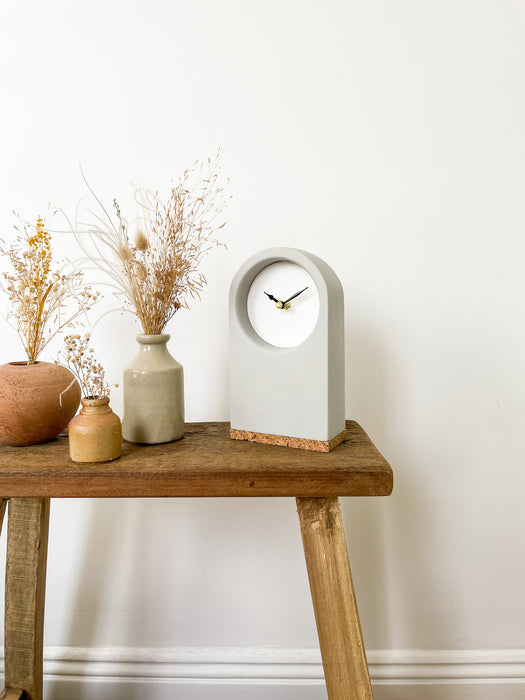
[122,334,184,444]
[0,361,81,446]
[68,396,122,463]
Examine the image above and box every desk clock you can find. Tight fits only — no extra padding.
[229,247,345,451]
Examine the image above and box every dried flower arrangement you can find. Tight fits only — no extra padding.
[67,155,228,335]
[58,333,116,399]
[0,216,100,364]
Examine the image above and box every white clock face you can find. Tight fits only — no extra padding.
[247,261,320,348]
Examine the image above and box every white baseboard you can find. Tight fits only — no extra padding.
[3,647,525,699]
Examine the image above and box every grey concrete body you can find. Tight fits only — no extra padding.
[229,247,345,442]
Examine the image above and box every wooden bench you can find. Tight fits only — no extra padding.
[0,420,393,700]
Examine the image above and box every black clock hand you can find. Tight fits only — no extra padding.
[264,291,281,304]
[283,286,308,304]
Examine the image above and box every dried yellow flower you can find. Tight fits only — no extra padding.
[0,216,101,364]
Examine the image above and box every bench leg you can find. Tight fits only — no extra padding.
[0,500,23,700]
[297,497,373,700]
[0,689,25,700]
[3,498,50,700]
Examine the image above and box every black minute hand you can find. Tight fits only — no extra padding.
[283,286,308,304]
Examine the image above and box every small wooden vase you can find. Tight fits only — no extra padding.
[68,396,122,463]
[0,361,81,446]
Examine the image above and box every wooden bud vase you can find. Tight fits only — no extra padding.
[68,396,122,463]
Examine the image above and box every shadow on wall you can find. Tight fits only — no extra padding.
[45,493,316,699]
[60,498,162,648]
[55,497,204,655]
[45,679,327,700]
[341,318,393,648]
[341,320,461,653]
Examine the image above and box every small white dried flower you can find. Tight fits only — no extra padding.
[58,333,116,399]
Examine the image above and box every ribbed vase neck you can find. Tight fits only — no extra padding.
[136,334,170,346]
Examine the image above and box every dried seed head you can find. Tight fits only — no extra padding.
[135,229,149,251]
[135,261,148,281]
[77,154,227,335]
[118,243,133,262]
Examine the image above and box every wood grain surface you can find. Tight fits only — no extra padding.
[4,498,50,700]
[0,421,392,499]
[298,497,373,700]
[0,688,25,700]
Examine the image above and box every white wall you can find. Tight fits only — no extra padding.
[0,0,524,696]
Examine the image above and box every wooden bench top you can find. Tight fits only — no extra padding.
[0,421,393,499]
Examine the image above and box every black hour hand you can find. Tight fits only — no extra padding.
[264,291,280,304]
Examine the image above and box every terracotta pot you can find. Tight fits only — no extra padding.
[68,396,122,463]
[122,334,184,444]
[0,361,81,446]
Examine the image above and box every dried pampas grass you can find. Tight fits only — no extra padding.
[66,154,228,335]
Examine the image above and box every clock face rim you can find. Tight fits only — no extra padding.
[246,261,320,348]
[230,247,338,353]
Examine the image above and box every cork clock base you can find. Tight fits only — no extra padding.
[230,428,347,453]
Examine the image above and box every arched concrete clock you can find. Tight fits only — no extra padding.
[229,247,346,452]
